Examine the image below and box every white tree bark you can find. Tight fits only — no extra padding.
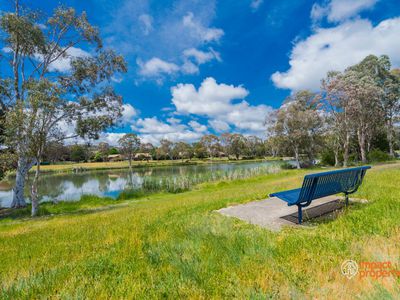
[11,157,34,208]
[334,149,340,167]
[343,132,350,167]
[30,160,40,217]
[387,119,395,157]
[357,128,367,164]
[294,145,301,169]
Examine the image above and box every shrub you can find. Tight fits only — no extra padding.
[368,149,392,162]
[320,150,336,166]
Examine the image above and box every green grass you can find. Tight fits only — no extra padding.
[0,195,122,222]
[0,164,400,298]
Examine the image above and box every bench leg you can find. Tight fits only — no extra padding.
[345,193,349,206]
[297,205,302,224]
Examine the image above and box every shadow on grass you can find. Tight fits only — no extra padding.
[280,198,369,226]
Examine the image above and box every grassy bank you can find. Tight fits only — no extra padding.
[0,164,399,298]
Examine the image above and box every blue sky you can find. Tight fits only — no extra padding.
[1,0,400,145]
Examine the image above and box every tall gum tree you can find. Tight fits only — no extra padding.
[321,71,353,167]
[0,1,127,212]
[268,91,323,169]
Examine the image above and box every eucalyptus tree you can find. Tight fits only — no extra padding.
[97,142,110,161]
[158,139,174,160]
[220,133,247,160]
[175,142,194,160]
[321,71,354,167]
[140,142,155,160]
[245,135,265,158]
[200,134,221,159]
[192,141,207,159]
[348,55,398,157]
[341,70,383,163]
[384,70,400,156]
[270,91,323,169]
[0,1,127,211]
[118,133,141,170]
[264,136,283,157]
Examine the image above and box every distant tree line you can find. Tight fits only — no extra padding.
[39,132,272,164]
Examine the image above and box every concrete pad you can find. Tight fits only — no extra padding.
[216,195,341,231]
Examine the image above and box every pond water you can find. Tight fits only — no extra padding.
[0,160,285,208]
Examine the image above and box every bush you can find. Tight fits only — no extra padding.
[92,152,104,162]
[368,149,393,162]
[320,150,336,166]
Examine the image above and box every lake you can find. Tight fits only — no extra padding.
[0,160,284,208]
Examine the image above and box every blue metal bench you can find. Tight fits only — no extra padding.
[270,166,371,224]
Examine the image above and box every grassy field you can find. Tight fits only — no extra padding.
[0,164,399,298]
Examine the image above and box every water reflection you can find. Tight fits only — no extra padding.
[0,161,282,207]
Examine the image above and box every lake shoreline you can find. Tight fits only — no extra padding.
[4,157,286,178]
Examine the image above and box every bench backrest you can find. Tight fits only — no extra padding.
[297,166,371,204]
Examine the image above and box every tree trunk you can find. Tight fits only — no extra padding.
[294,146,300,169]
[128,155,132,171]
[387,119,394,157]
[11,157,33,208]
[30,160,40,217]
[334,148,340,167]
[358,129,367,164]
[343,132,350,168]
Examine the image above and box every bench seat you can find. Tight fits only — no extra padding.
[270,188,301,205]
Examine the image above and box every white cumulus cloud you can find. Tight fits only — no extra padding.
[271,17,400,91]
[137,57,180,77]
[311,0,378,23]
[208,119,230,132]
[183,48,220,64]
[133,117,203,144]
[172,77,272,135]
[189,120,208,133]
[172,77,249,115]
[183,12,224,43]
[120,104,138,124]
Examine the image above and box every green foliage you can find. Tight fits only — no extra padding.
[368,149,393,163]
[108,148,119,155]
[70,145,88,162]
[118,133,140,162]
[0,151,17,180]
[320,150,336,166]
[92,151,103,162]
